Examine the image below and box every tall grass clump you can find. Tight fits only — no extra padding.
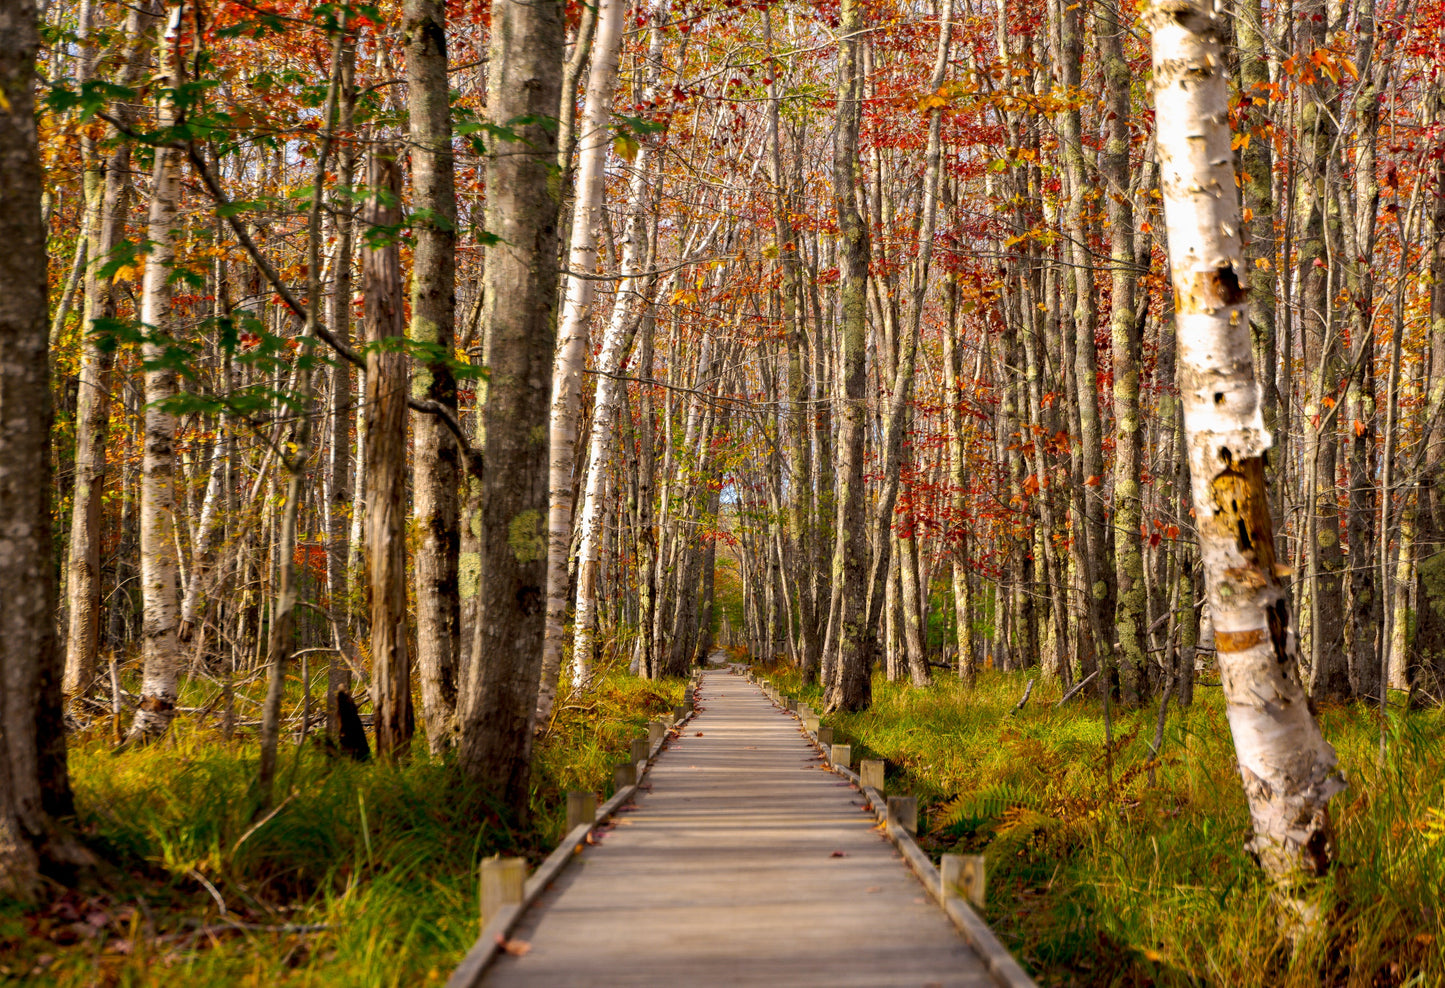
[4,658,683,987]
[757,662,1444,987]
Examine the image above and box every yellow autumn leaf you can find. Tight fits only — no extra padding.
[613,133,639,163]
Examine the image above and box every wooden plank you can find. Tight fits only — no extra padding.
[447,673,703,988]
[481,668,1026,987]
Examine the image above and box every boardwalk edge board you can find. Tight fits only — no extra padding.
[445,671,704,988]
[756,670,1038,988]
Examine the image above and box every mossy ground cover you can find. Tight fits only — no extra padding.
[2,665,683,987]
[755,660,1445,988]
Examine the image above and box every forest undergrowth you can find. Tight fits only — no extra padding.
[1,661,683,987]
[755,659,1445,988]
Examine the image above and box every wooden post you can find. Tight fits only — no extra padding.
[614,762,636,789]
[818,726,833,746]
[566,791,597,832]
[648,720,666,746]
[804,716,820,733]
[860,758,885,792]
[630,737,649,763]
[887,795,918,835]
[941,853,986,908]
[672,704,687,722]
[479,856,526,927]
[798,703,812,719]
[831,743,851,769]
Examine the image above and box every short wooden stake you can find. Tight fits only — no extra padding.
[648,720,666,746]
[831,743,851,770]
[631,737,649,763]
[804,716,820,733]
[672,704,687,722]
[860,758,885,793]
[887,795,918,835]
[614,762,636,789]
[566,791,596,832]
[479,856,526,927]
[941,853,986,908]
[817,726,833,746]
[798,703,812,719]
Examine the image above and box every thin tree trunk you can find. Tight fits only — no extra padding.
[538,0,626,719]
[325,38,356,742]
[258,27,344,804]
[405,0,461,754]
[1101,0,1145,704]
[127,5,187,744]
[63,2,156,698]
[824,0,872,713]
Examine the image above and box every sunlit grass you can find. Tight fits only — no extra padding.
[5,656,682,986]
[758,663,1445,987]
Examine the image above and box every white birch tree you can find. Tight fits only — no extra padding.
[127,3,187,743]
[536,0,627,722]
[1148,0,1345,927]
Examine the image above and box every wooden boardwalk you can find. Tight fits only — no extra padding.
[483,668,1001,986]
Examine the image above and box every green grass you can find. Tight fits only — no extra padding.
[1,662,683,987]
[756,662,1445,988]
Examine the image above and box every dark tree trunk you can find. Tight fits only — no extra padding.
[456,0,564,815]
[404,0,461,754]
[823,0,873,713]
[0,0,85,897]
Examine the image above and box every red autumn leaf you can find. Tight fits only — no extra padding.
[495,935,532,956]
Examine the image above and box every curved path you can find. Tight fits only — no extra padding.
[483,669,999,986]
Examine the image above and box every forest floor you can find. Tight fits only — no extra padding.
[755,658,1445,988]
[1,660,684,987]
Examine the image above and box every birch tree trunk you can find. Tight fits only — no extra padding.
[456,0,563,813]
[538,0,626,720]
[63,1,158,699]
[127,4,187,744]
[405,0,461,754]
[1149,0,1344,924]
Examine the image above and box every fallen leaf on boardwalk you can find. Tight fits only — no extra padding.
[744,746,758,750]
[495,935,531,956]
[695,732,703,737]
[866,887,881,893]
[830,851,847,858]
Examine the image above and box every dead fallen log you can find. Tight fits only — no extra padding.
[1054,670,1099,708]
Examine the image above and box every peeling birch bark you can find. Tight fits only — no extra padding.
[1148,0,1344,924]
[127,4,187,744]
[537,0,627,722]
